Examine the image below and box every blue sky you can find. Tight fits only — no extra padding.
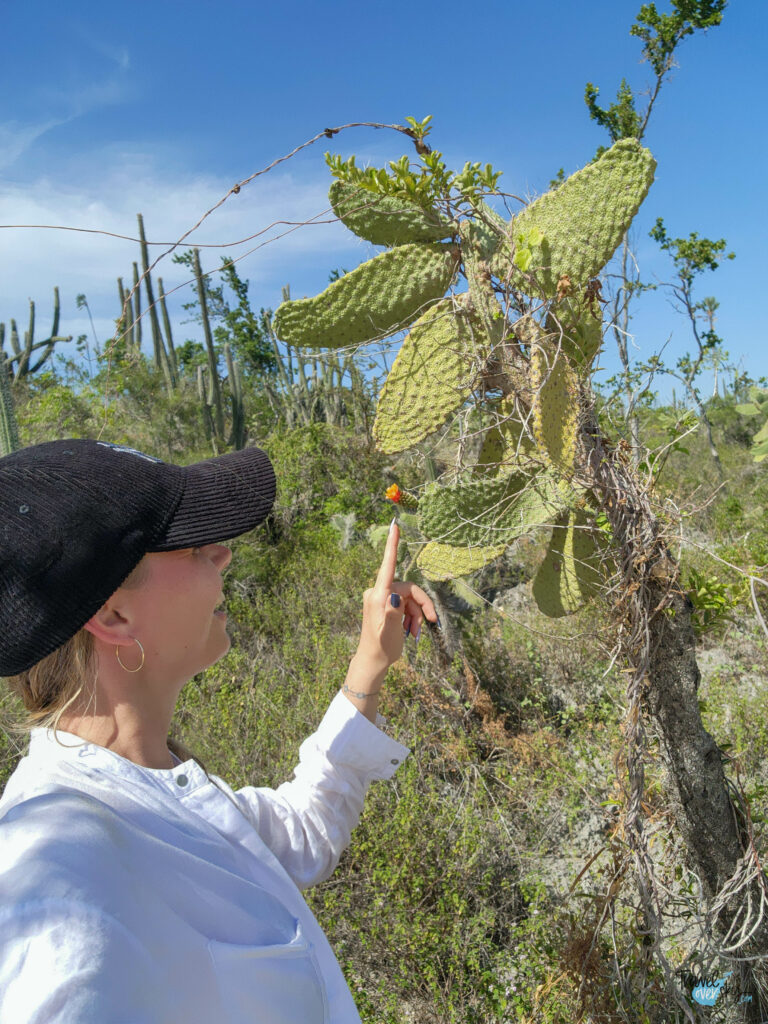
[0,0,765,400]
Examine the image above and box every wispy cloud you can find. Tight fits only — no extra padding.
[73,26,131,71]
[0,118,74,171]
[0,149,366,350]
[0,70,134,173]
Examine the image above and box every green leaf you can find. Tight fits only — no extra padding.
[514,248,533,272]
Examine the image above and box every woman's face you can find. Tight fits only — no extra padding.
[125,543,233,683]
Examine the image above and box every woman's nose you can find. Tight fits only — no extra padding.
[206,544,232,571]
[217,545,233,571]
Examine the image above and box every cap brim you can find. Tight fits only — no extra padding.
[150,446,276,550]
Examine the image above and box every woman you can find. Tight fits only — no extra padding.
[0,438,436,1024]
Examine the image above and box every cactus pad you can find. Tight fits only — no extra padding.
[469,201,508,262]
[531,341,580,474]
[545,296,603,368]
[273,243,458,350]
[417,541,507,582]
[419,470,568,548]
[329,180,453,246]
[491,139,656,294]
[532,509,605,617]
[476,397,536,475]
[374,297,486,454]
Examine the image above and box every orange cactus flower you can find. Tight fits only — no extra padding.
[385,484,403,504]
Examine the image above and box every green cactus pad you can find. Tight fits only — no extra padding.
[419,470,568,548]
[329,180,454,246]
[531,342,580,474]
[468,201,508,262]
[532,509,605,617]
[273,243,458,350]
[491,139,656,294]
[545,296,603,367]
[373,297,485,454]
[417,541,507,582]
[476,397,536,475]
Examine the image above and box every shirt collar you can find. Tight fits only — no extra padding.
[27,727,205,797]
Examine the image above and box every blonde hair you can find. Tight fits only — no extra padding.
[4,555,201,766]
[4,557,149,735]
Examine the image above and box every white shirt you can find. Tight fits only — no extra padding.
[0,692,409,1024]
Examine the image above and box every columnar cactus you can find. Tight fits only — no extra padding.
[0,288,72,382]
[279,136,655,617]
[0,354,20,456]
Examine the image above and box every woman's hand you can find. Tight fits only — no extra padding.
[357,519,438,672]
[342,519,438,722]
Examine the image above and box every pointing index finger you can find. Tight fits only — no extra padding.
[375,519,400,594]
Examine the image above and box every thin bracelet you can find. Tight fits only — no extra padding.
[342,683,381,700]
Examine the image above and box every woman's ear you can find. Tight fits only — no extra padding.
[82,601,132,645]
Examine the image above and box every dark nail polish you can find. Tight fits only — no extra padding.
[436,613,442,630]
[390,593,401,608]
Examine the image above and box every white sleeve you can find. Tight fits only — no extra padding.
[0,900,167,1024]
[229,691,410,890]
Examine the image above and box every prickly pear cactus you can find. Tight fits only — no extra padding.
[374,297,483,454]
[532,508,605,617]
[418,471,568,548]
[491,138,656,294]
[329,180,454,246]
[291,131,655,615]
[273,243,457,350]
[417,540,508,582]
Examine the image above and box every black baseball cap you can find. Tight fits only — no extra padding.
[0,439,276,676]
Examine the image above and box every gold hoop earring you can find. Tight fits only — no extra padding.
[115,638,145,673]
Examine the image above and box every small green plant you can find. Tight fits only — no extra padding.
[686,567,734,635]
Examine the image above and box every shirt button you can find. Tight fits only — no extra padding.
[390,758,400,765]
[175,774,189,787]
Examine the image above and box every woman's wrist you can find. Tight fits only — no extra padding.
[341,652,388,723]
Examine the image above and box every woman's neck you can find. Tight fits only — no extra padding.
[57,705,176,769]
